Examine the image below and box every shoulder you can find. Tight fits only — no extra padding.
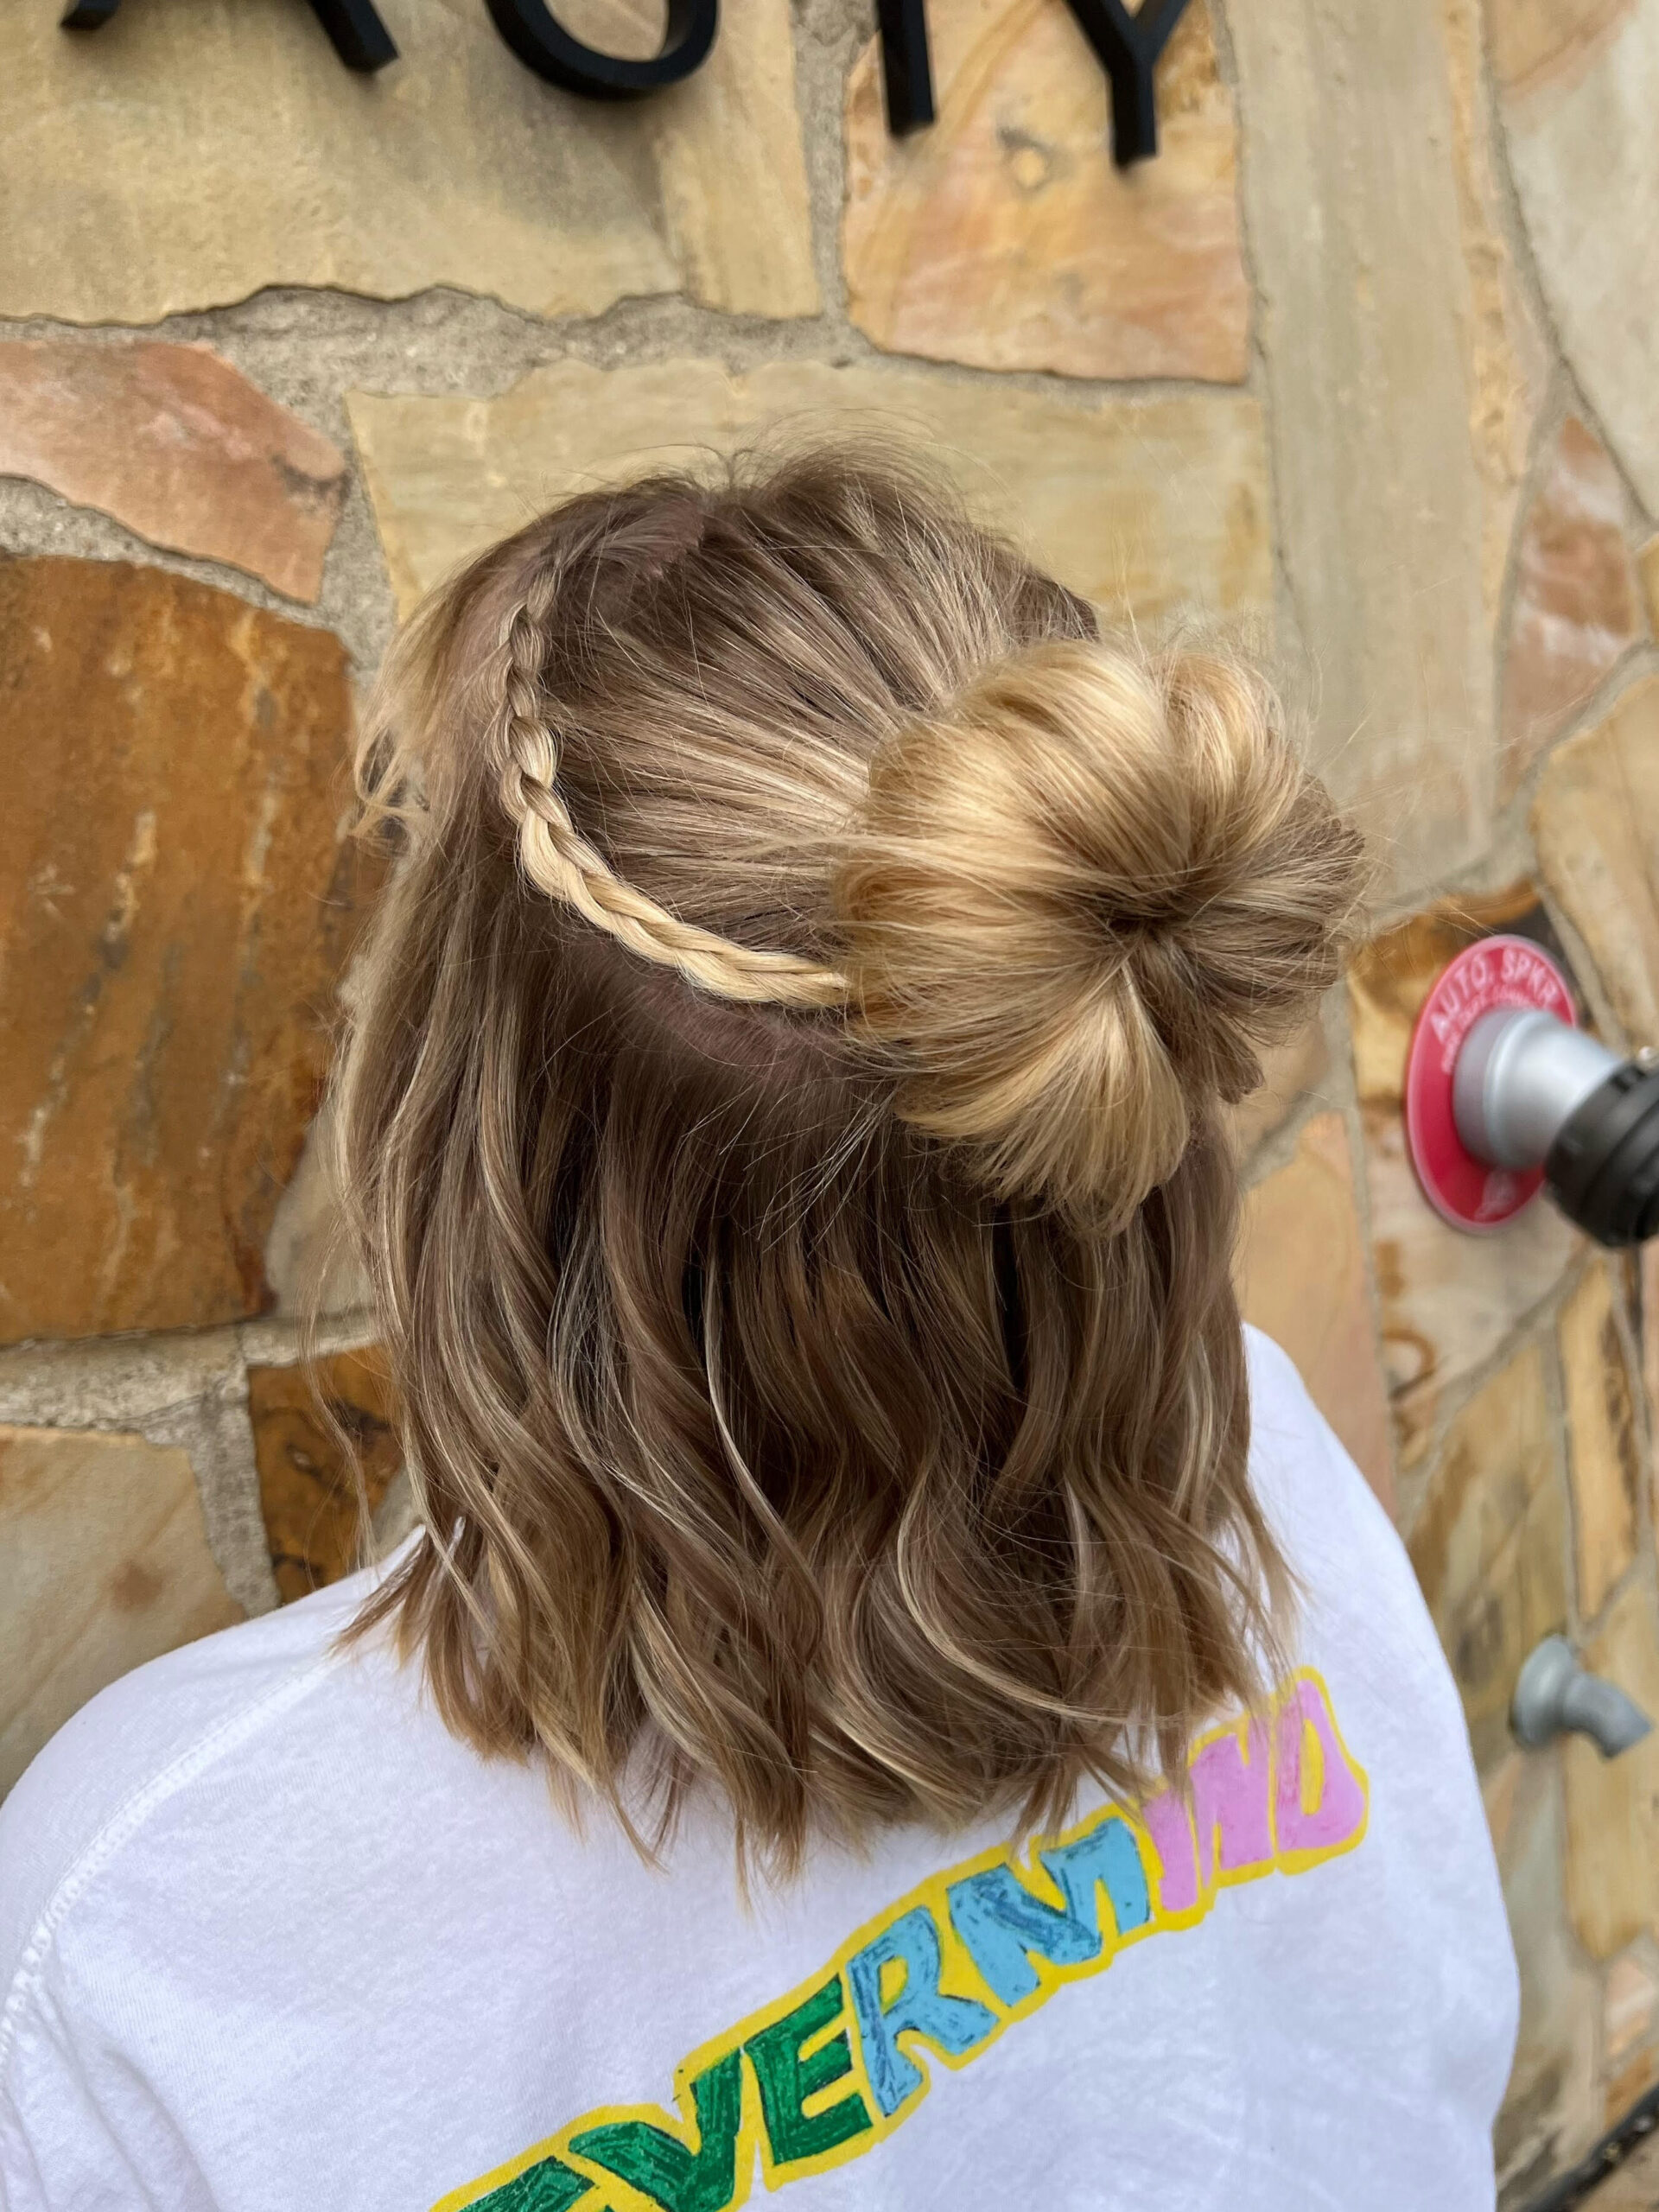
[0,1543,414,2007]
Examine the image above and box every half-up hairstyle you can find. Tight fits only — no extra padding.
[336,448,1366,1876]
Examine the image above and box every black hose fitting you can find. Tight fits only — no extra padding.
[1545,1058,1659,1248]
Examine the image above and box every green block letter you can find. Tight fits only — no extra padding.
[746,1974,874,2171]
[569,2050,743,2212]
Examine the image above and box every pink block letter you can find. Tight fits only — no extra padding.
[1190,1719,1274,1885]
[1274,1678,1367,1856]
[1140,1790,1199,1916]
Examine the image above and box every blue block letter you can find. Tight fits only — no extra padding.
[847,1905,996,2117]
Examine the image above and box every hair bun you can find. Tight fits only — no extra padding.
[835,639,1366,1224]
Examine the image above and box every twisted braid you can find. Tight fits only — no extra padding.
[493,569,849,1009]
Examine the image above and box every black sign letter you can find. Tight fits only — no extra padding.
[875,0,934,134]
[484,0,717,97]
[61,0,398,69]
[1055,0,1191,164]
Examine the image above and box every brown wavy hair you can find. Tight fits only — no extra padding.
[334,448,1364,1876]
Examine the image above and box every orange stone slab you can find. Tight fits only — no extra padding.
[0,341,346,604]
[249,1348,402,1605]
[0,1423,244,1798]
[1499,415,1639,797]
[842,0,1247,381]
[0,559,374,1345]
[1236,1109,1395,1511]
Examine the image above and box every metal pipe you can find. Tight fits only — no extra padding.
[1452,1008,1620,1169]
[1512,1635,1652,1758]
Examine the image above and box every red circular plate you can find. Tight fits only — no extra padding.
[1404,935,1577,1233]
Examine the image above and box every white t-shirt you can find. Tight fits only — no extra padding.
[0,1329,1516,2211]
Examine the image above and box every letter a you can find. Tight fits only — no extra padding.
[62,0,397,69]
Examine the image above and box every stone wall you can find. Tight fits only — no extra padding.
[1,0,1656,2195]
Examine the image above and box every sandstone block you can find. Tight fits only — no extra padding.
[1640,537,1659,639]
[250,1349,401,1604]
[1407,1345,1567,1773]
[1236,1111,1394,1510]
[1499,415,1640,798]
[0,0,815,324]
[0,340,346,603]
[1225,1019,1331,1162]
[842,0,1246,381]
[1497,3,1659,515]
[1443,0,1550,630]
[1604,1950,1659,2067]
[1533,671,1659,1050]
[347,358,1271,624]
[1228,0,1491,891]
[1493,1749,1598,2188]
[1486,0,1634,97]
[0,1424,243,1799]
[1565,1576,1659,1961]
[1346,886,1580,1467]
[1560,1257,1641,1622]
[0,560,373,1344]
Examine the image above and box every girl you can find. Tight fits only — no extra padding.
[0,451,1516,2210]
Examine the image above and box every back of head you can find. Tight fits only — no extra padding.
[337,448,1365,1875]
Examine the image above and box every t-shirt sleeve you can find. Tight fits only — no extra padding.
[0,1597,362,2209]
[0,1996,171,2211]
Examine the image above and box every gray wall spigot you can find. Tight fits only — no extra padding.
[1512,1634,1653,1759]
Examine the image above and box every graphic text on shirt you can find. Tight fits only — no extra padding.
[433,1669,1369,2212]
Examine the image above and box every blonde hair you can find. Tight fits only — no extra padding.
[336,448,1365,1875]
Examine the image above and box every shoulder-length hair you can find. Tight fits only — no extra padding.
[334,448,1364,1876]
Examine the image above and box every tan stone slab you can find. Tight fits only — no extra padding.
[1442,0,1551,630]
[1229,0,1491,893]
[0,559,378,1344]
[1640,538,1659,639]
[1534,671,1659,1049]
[0,340,346,603]
[250,1348,400,1605]
[842,0,1246,382]
[1487,0,1633,101]
[1347,887,1580,1466]
[1562,1257,1642,1622]
[1225,1018,1331,1162]
[347,358,1272,623]
[1498,4,1659,517]
[1493,1747,1600,2191]
[1407,1344,1567,1771]
[0,1424,244,1799]
[1500,415,1641,799]
[1236,1110,1395,1512]
[0,0,815,325]
[1566,1576,1659,1961]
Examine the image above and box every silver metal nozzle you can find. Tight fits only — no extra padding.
[1512,1634,1653,1759]
[1453,1009,1620,1170]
